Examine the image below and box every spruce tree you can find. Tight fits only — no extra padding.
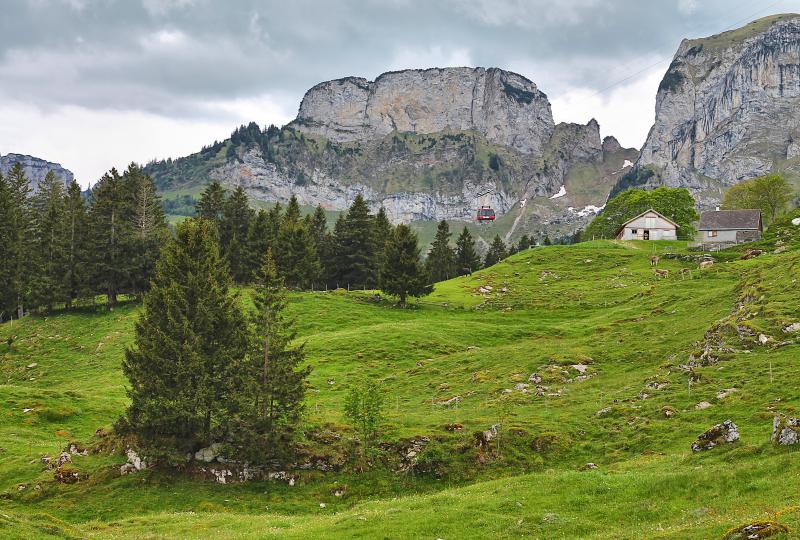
[195,181,226,223]
[233,249,310,460]
[273,195,321,288]
[30,171,67,311]
[4,163,34,318]
[333,195,376,288]
[126,164,168,297]
[380,224,432,306]
[425,220,456,283]
[484,235,508,267]
[220,185,253,262]
[88,168,133,306]
[372,207,392,281]
[121,219,249,453]
[0,172,14,319]
[63,180,89,309]
[245,209,271,281]
[455,226,481,275]
[309,204,328,254]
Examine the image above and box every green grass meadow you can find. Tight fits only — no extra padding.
[1,239,799,539]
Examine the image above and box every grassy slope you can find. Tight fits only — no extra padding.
[1,240,799,539]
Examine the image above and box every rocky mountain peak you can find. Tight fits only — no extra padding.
[622,13,800,206]
[0,153,74,191]
[291,66,554,154]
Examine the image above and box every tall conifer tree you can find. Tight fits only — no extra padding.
[88,168,133,306]
[380,224,432,306]
[455,226,481,275]
[332,195,376,288]
[126,164,168,297]
[273,195,320,288]
[484,235,508,267]
[233,249,310,460]
[122,219,249,451]
[4,163,33,318]
[63,180,89,308]
[30,171,67,311]
[425,220,456,283]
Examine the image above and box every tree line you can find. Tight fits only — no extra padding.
[0,162,168,321]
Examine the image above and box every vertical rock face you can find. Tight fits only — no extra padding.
[0,153,74,191]
[293,67,555,155]
[629,14,800,206]
[149,67,637,241]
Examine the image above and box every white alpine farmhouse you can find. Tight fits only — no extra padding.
[615,209,678,241]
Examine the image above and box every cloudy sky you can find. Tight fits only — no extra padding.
[1,0,797,186]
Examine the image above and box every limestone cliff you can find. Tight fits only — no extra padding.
[0,153,74,191]
[147,68,636,242]
[618,14,800,206]
[292,68,554,155]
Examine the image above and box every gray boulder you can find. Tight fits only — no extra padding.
[772,415,800,445]
[691,419,739,452]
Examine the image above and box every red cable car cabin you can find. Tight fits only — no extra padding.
[477,206,496,222]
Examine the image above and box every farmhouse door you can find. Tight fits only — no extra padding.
[643,230,650,240]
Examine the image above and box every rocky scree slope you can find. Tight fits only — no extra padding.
[616,14,800,206]
[147,67,636,237]
[0,153,74,191]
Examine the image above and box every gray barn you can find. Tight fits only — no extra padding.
[615,209,678,241]
[697,209,763,244]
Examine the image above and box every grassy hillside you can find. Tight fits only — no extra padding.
[1,237,799,538]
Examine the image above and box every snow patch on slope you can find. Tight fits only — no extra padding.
[549,185,566,199]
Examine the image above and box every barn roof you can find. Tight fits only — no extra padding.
[619,209,679,229]
[614,209,679,238]
[698,209,762,231]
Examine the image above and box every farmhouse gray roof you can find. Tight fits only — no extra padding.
[698,209,762,231]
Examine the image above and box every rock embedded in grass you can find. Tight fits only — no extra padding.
[771,415,800,445]
[695,401,713,410]
[722,521,788,539]
[691,419,739,452]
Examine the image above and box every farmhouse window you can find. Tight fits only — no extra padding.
[709,230,718,237]
[631,229,637,234]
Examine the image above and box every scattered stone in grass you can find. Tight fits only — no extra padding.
[717,388,737,400]
[783,322,800,333]
[17,484,26,491]
[662,406,677,418]
[501,388,513,394]
[722,521,788,539]
[436,395,461,408]
[55,452,71,468]
[771,414,800,445]
[467,346,479,351]
[528,373,542,384]
[444,423,463,432]
[541,512,561,524]
[23,408,33,413]
[646,381,668,390]
[95,428,109,438]
[596,407,612,417]
[758,334,770,345]
[40,454,51,466]
[691,419,739,452]
[584,462,598,470]
[26,363,37,369]
[54,465,85,484]
[513,383,530,393]
[319,503,326,508]
[638,392,649,400]
[774,246,787,254]
[331,485,347,497]
[570,364,588,374]
[67,443,88,456]
[695,401,713,410]
[327,378,335,385]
